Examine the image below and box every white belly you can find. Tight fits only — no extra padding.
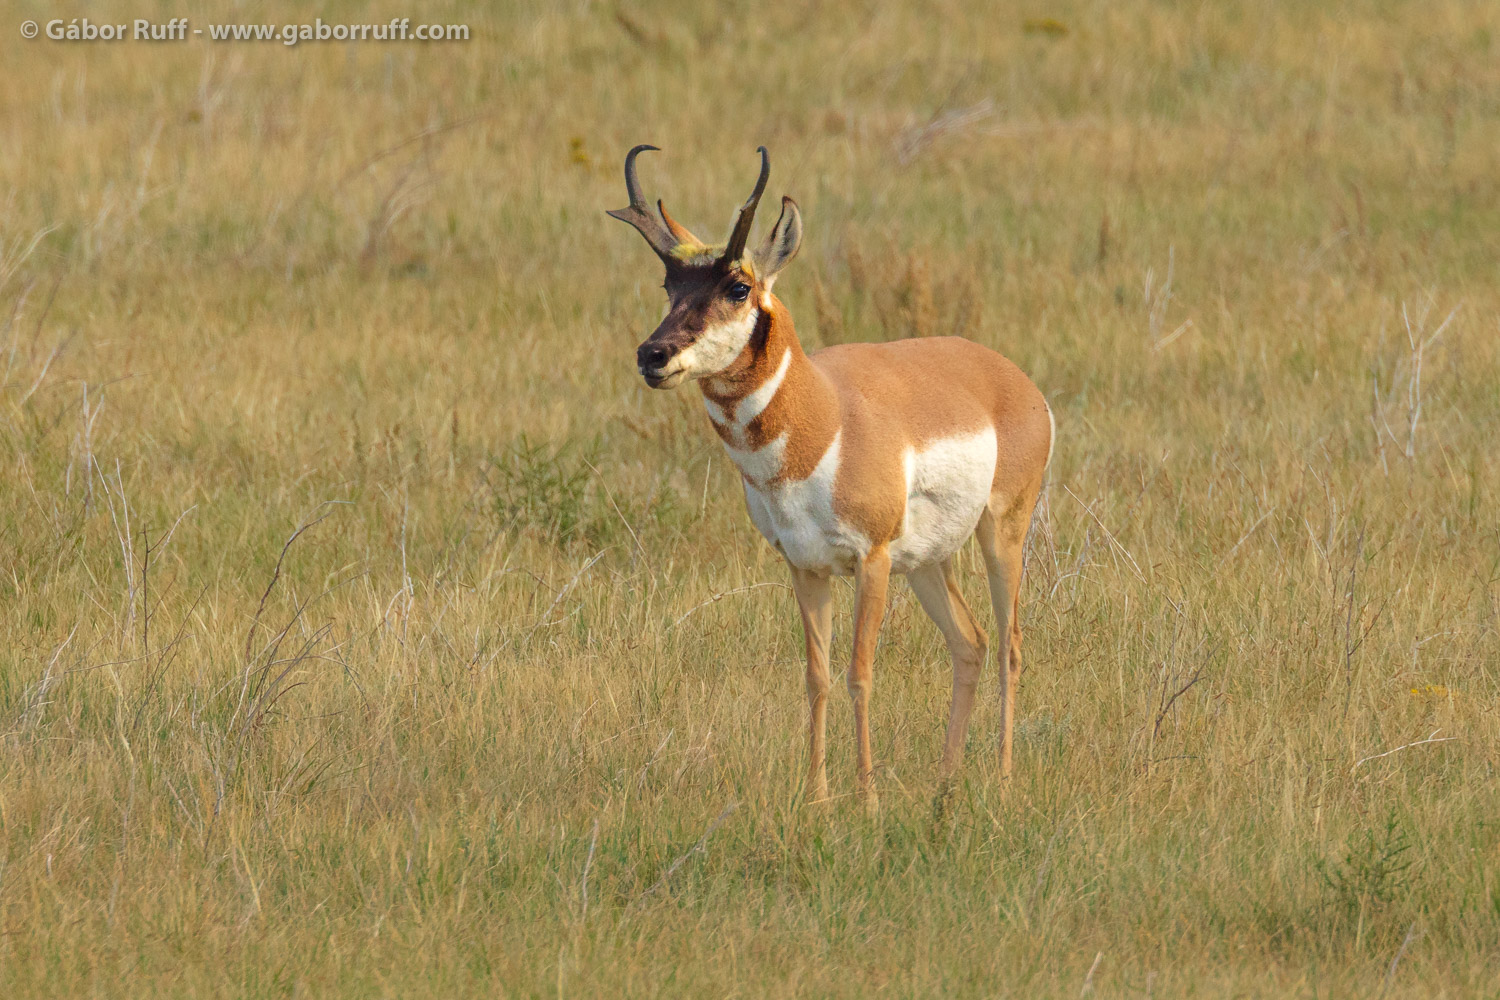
[887,427,997,573]
[734,427,997,577]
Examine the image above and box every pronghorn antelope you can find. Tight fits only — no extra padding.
[610,145,1053,810]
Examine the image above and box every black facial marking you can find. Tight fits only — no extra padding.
[747,307,771,357]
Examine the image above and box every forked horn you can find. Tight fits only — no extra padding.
[720,146,770,266]
[606,144,679,260]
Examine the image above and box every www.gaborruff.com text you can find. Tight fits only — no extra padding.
[30,18,470,45]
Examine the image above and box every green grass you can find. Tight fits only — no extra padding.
[2,0,1499,995]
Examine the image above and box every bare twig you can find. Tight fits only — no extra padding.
[1341,528,1366,719]
[1369,371,1398,476]
[1380,921,1421,997]
[580,817,600,921]
[336,113,491,186]
[94,457,136,634]
[1400,302,1457,459]
[358,157,432,268]
[1372,301,1459,464]
[1080,951,1104,996]
[11,624,78,735]
[581,457,648,567]
[1151,317,1194,353]
[895,100,995,164]
[1217,505,1277,568]
[243,502,348,664]
[630,802,739,910]
[1152,661,1207,741]
[1144,246,1174,341]
[1026,816,1067,916]
[1353,731,1456,774]
[129,583,208,736]
[1062,485,1146,583]
[635,729,673,790]
[665,582,789,632]
[15,340,64,407]
[529,550,608,634]
[0,225,59,293]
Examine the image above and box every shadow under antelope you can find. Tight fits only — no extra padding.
[609,146,1054,812]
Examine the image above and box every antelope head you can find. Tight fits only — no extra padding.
[608,145,803,389]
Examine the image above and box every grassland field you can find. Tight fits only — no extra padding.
[2,0,1499,996]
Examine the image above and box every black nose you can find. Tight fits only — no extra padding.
[638,343,671,370]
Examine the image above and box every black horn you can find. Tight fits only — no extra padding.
[606,144,680,261]
[720,146,770,266]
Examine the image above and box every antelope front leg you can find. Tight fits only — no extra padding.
[788,567,833,803]
[850,545,891,812]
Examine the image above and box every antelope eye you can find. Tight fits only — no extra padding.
[726,282,751,302]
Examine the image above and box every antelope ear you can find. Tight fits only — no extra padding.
[753,197,802,279]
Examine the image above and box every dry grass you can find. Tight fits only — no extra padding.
[2,1,1499,995]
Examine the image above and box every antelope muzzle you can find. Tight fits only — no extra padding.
[635,327,693,389]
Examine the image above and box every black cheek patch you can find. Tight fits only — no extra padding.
[748,308,771,355]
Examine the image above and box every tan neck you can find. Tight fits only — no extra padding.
[701,297,840,484]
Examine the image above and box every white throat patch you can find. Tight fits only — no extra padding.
[734,348,791,426]
[705,347,791,447]
[676,308,759,380]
